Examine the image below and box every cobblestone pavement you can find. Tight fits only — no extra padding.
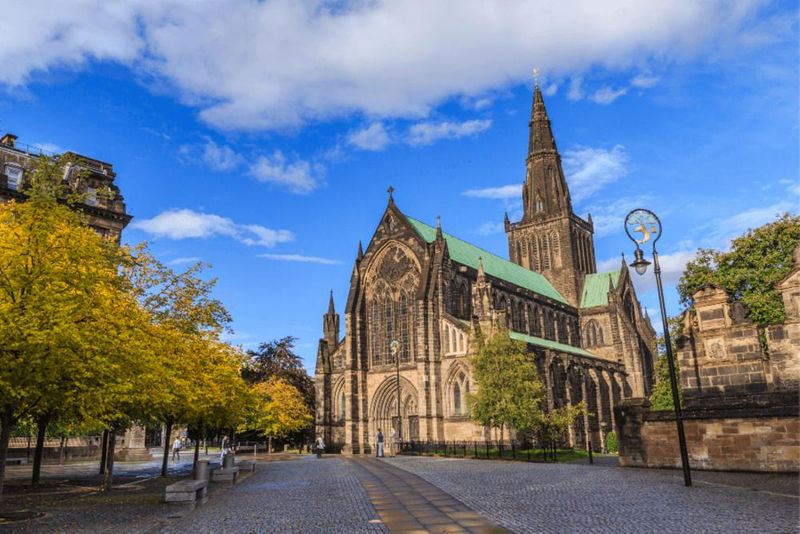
[164,456,386,534]
[383,456,799,533]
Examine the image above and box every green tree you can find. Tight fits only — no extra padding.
[468,330,544,441]
[649,315,684,411]
[678,213,800,327]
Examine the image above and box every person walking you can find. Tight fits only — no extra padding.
[315,436,325,459]
[172,436,182,462]
[375,429,385,458]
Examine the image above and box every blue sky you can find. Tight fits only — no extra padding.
[1,1,798,371]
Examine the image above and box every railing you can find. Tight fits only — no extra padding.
[399,439,586,463]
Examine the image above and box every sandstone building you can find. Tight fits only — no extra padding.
[0,133,131,241]
[316,85,657,454]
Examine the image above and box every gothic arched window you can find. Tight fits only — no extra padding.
[550,231,561,268]
[535,192,544,213]
[450,371,470,416]
[339,390,346,421]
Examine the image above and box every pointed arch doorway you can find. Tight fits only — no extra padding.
[370,376,419,443]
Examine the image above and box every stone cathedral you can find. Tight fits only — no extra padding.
[316,84,657,454]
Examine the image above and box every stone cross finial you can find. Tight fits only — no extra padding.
[387,185,394,199]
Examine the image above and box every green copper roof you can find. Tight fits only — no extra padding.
[406,217,567,304]
[580,270,620,308]
[509,331,597,358]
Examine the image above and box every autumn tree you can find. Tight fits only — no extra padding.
[678,213,800,327]
[468,330,544,441]
[246,377,313,453]
[243,336,315,445]
[122,249,233,476]
[0,155,134,498]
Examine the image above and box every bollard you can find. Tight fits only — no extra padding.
[195,459,209,481]
[223,452,235,469]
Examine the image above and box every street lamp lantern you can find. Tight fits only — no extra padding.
[624,208,692,487]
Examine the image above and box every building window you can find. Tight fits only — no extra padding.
[453,383,461,415]
[5,164,22,190]
[535,193,544,213]
[338,390,346,421]
[85,186,98,206]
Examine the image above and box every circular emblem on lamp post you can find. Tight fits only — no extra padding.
[624,209,662,247]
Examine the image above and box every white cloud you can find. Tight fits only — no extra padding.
[131,208,294,247]
[631,73,660,88]
[563,145,629,204]
[406,119,491,146]
[708,200,797,247]
[201,139,244,171]
[475,221,505,236]
[542,83,559,97]
[167,256,201,266]
[589,85,628,104]
[584,195,651,238]
[249,151,323,194]
[347,122,391,151]
[258,253,340,265]
[567,77,584,101]
[463,184,520,199]
[0,1,768,131]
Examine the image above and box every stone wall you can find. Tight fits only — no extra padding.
[616,399,799,472]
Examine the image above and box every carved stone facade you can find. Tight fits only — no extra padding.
[316,86,657,454]
[0,133,132,241]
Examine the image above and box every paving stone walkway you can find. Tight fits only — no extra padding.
[163,455,386,533]
[383,456,799,533]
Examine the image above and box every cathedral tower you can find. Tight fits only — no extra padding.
[505,83,597,306]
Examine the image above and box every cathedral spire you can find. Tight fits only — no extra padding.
[528,83,557,154]
[323,290,340,348]
[436,215,443,240]
[357,240,364,261]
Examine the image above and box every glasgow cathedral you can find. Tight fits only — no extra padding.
[316,84,657,454]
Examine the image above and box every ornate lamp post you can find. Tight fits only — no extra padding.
[624,208,692,487]
[390,340,402,442]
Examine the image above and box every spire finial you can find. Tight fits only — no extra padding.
[532,67,541,87]
[327,290,335,314]
[357,240,364,261]
[387,185,394,203]
[477,256,485,279]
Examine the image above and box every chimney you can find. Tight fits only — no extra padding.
[0,133,17,148]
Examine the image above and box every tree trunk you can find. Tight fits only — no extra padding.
[32,416,49,486]
[99,429,109,475]
[103,428,116,492]
[268,436,272,454]
[193,439,200,478]
[161,420,173,477]
[58,435,66,465]
[0,416,16,500]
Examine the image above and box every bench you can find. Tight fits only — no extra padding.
[5,458,26,466]
[210,466,239,484]
[237,460,256,472]
[165,479,208,508]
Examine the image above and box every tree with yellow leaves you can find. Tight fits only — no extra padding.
[247,378,313,453]
[0,154,136,499]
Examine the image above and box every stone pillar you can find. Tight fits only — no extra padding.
[563,367,575,447]
[589,368,606,452]
[614,397,650,467]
